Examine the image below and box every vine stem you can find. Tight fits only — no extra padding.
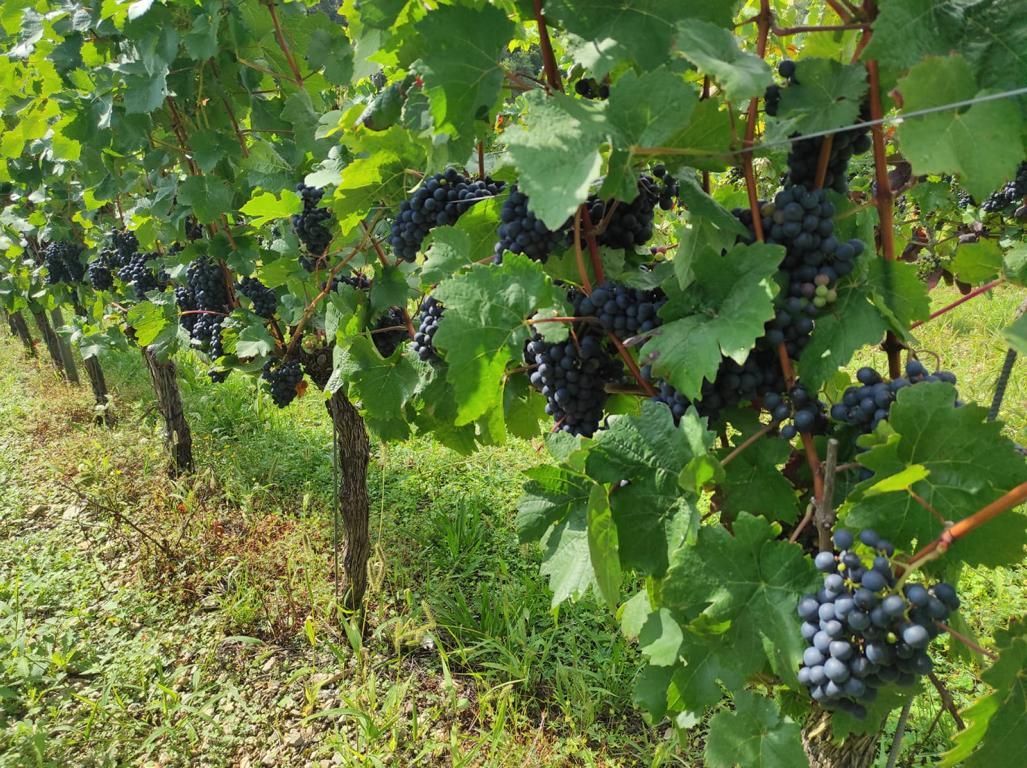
[927,671,966,730]
[721,424,774,467]
[572,209,593,294]
[826,0,855,22]
[741,0,771,242]
[265,0,304,86]
[609,334,656,397]
[905,481,1027,570]
[814,135,835,190]
[815,439,840,550]
[580,204,606,283]
[909,278,1005,329]
[866,57,903,379]
[885,698,913,768]
[360,221,390,267]
[938,622,999,661]
[773,23,869,35]
[776,342,825,501]
[477,141,486,179]
[533,0,562,92]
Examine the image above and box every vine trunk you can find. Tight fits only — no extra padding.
[802,711,881,768]
[83,355,113,426]
[326,389,371,611]
[141,346,193,474]
[9,311,35,356]
[32,310,66,377]
[50,308,80,385]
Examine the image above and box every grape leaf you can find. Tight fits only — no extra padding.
[1004,244,1027,286]
[516,464,594,543]
[867,258,930,335]
[941,618,1027,768]
[587,483,622,608]
[774,58,868,135]
[545,0,734,78]
[177,175,234,225]
[240,189,302,228]
[675,20,772,103]
[660,99,735,171]
[234,322,275,358]
[421,197,502,285]
[331,335,419,441]
[864,0,1027,91]
[895,55,1024,200]
[331,127,424,236]
[642,243,782,399]
[638,608,683,667]
[504,92,608,230]
[585,403,711,576]
[1004,314,1027,357]
[718,433,801,525]
[541,504,599,607]
[662,513,819,686]
[951,239,1003,284]
[606,67,698,149]
[844,383,1027,568]
[705,691,805,768]
[433,254,563,426]
[409,4,513,159]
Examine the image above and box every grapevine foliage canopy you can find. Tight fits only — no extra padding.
[0,0,1026,764]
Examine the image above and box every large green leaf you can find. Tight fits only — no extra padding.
[675,20,772,103]
[585,402,712,576]
[941,618,1027,768]
[642,242,782,399]
[433,254,563,425]
[331,335,419,441]
[774,58,868,135]
[504,92,608,229]
[896,55,1023,200]
[409,4,513,158]
[662,513,818,686]
[843,383,1027,568]
[705,692,805,768]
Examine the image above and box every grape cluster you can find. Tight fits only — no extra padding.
[262,359,304,408]
[587,172,677,250]
[572,282,665,341]
[412,296,444,361]
[574,77,609,100]
[237,277,277,318]
[88,259,114,290]
[371,307,408,358]
[118,252,168,299]
[763,60,797,117]
[830,361,958,433]
[43,241,85,285]
[495,185,570,263]
[174,258,230,350]
[981,162,1027,213]
[645,348,785,427]
[798,529,959,719]
[525,332,623,436]
[291,184,333,258]
[764,385,828,439]
[390,170,504,262]
[738,187,863,358]
[185,216,204,241]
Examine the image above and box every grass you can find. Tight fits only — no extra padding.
[0,281,1023,767]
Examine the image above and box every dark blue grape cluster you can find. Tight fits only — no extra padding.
[262,359,304,408]
[574,77,609,100]
[185,216,204,241]
[830,361,958,433]
[291,184,333,259]
[237,277,277,318]
[737,187,863,359]
[981,162,1027,213]
[88,259,114,290]
[371,307,408,358]
[174,259,230,352]
[587,172,677,249]
[118,252,168,299]
[525,332,623,436]
[390,170,504,262]
[572,281,665,341]
[412,295,444,362]
[798,529,959,719]
[91,229,138,289]
[644,348,786,427]
[43,241,85,285]
[495,185,570,263]
[764,384,828,439]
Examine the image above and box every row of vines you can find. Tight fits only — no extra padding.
[1,1,1025,766]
